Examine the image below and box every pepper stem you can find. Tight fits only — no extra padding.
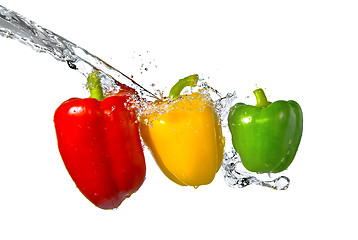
[169,74,199,99]
[87,71,104,101]
[254,88,270,108]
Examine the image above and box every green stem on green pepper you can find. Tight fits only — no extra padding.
[169,74,199,99]
[254,88,270,108]
[87,71,104,101]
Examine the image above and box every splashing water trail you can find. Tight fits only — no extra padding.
[222,148,290,190]
[0,4,290,190]
[0,4,159,101]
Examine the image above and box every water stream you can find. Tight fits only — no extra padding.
[0,4,158,101]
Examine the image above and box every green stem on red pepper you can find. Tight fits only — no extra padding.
[254,88,271,108]
[169,74,199,99]
[87,71,104,101]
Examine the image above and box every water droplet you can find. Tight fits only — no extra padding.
[66,60,77,70]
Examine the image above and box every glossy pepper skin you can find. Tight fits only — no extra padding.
[140,75,225,187]
[54,72,146,209]
[228,88,303,173]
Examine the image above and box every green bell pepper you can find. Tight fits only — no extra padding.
[228,88,303,173]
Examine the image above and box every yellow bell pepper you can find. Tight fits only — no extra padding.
[140,75,225,187]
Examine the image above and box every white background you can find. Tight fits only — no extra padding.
[0,0,357,239]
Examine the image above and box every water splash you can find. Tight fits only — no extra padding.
[222,148,290,190]
[0,4,158,101]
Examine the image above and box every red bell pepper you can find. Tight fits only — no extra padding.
[54,71,146,209]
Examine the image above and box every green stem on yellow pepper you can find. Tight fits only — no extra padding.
[169,74,199,99]
[87,71,104,101]
[254,88,270,108]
